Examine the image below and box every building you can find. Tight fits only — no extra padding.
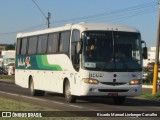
[0,45,6,67]
[1,50,15,75]
[143,47,159,67]
[0,44,6,57]
[1,50,15,66]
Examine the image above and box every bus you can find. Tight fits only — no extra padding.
[15,23,147,104]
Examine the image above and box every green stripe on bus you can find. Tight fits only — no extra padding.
[36,55,62,71]
[16,55,62,71]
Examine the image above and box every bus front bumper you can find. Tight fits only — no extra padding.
[76,83,142,97]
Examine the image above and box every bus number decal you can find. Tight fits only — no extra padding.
[90,73,104,78]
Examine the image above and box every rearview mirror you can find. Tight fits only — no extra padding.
[143,47,148,59]
[141,40,148,59]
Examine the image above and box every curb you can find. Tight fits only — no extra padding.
[142,85,152,89]
[143,85,160,89]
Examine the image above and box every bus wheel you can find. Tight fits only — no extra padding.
[113,96,126,105]
[64,81,76,103]
[29,77,45,96]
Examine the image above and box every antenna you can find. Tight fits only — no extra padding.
[32,0,51,28]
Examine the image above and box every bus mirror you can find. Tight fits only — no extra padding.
[143,47,148,59]
[76,40,82,54]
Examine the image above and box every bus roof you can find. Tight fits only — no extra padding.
[17,22,140,38]
[73,23,140,33]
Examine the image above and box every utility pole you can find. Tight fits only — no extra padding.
[32,0,51,28]
[47,12,51,28]
[152,0,160,94]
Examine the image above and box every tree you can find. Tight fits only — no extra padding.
[5,44,15,50]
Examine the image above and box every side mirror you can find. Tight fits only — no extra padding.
[76,39,82,54]
[143,47,148,59]
[141,40,148,59]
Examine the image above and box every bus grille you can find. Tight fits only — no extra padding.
[98,89,129,92]
[100,82,127,86]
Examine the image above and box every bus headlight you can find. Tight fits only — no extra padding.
[129,79,142,85]
[82,78,99,84]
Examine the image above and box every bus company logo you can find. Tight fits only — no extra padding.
[25,57,31,68]
[18,56,31,68]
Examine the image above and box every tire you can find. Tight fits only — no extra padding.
[64,80,76,103]
[29,77,45,96]
[37,90,45,96]
[113,96,126,105]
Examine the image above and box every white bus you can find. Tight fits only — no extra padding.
[15,23,147,104]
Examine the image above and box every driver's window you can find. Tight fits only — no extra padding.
[71,29,80,71]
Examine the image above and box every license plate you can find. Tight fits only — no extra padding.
[108,93,118,96]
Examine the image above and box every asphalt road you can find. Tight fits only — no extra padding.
[0,82,160,120]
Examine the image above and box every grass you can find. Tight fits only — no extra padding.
[0,97,90,120]
[0,97,53,120]
[143,82,153,85]
[0,75,15,84]
[0,97,53,111]
[142,91,160,101]
[0,75,14,80]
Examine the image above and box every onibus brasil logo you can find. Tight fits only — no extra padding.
[18,56,31,68]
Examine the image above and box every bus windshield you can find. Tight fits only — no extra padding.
[82,31,142,71]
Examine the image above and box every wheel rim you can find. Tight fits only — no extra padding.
[65,82,71,99]
[30,81,34,93]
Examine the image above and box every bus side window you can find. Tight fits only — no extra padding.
[21,38,28,55]
[71,29,80,71]
[37,35,48,54]
[16,39,22,55]
[28,36,38,55]
[47,33,59,53]
[59,31,71,54]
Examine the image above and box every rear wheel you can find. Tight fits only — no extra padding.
[64,80,76,103]
[113,96,126,105]
[29,77,45,96]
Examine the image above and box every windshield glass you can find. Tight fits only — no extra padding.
[82,31,142,71]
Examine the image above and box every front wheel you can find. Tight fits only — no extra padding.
[64,81,76,103]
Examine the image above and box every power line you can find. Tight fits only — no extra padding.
[32,0,51,28]
[96,8,157,23]
[52,9,157,27]
[90,3,157,22]
[53,1,157,24]
[32,0,47,18]
[0,1,158,36]
[0,23,44,35]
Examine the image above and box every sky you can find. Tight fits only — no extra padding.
[0,0,158,48]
